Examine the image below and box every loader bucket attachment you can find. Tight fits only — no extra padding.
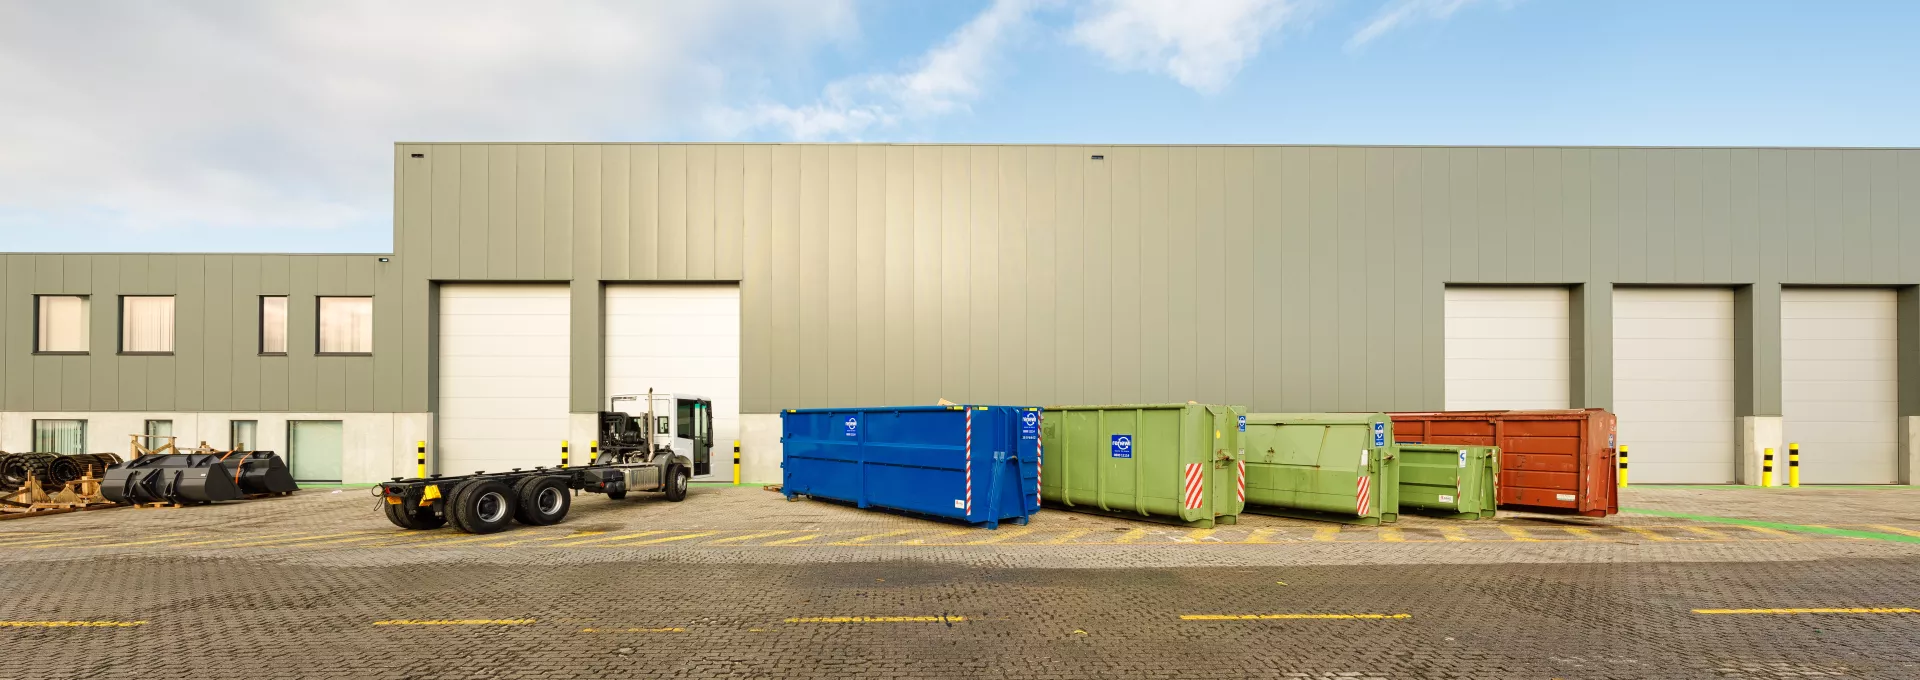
[100,452,292,505]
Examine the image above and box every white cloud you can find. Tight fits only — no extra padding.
[1068,0,1304,94]
[1349,0,1504,49]
[0,0,854,251]
[710,0,1035,140]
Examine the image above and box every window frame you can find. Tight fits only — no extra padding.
[259,295,289,356]
[31,419,88,455]
[315,296,374,356]
[118,294,177,356]
[32,294,90,355]
[230,420,259,450]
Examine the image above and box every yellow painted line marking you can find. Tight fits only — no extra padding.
[1241,528,1279,544]
[1684,526,1731,540]
[1498,526,1540,542]
[0,620,147,628]
[1114,528,1150,544]
[705,531,795,545]
[1312,527,1340,542]
[761,533,823,546]
[282,533,405,548]
[475,531,606,548]
[901,529,975,545]
[168,532,308,548]
[830,530,913,546]
[77,533,197,549]
[551,531,666,547]
[1621,527,1674,542]
[1046,529,1095,544]
[225,532,380,548]
[783,616,963,623]
[1179,529,1217,543]
[581,627,685,633]
[604,531,719,546]
[2,535,115,548]
[1870,525,1920,538]
[1693,608,1919,615]
[1561,527,1604,541]
[1378,528,1405,543]
[1181,613,1411,621]
[1742,525,1798,538]
[964,527,1036,545]
[417,532,535,547]
[1439,527,1472,542]
[373,619,537,626]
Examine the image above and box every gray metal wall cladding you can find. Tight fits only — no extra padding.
[6,145,1920,416]
[0,254,402,413]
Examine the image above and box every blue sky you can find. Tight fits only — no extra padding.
[1,0,1915,254]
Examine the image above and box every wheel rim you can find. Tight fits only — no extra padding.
[476,491,507,523]
[677,472,688,494]
[537,487,564,514]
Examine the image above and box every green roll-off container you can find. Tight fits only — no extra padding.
[1040,404,1245,528]
[1241,413,1399,526]
[1396,443,1499,519]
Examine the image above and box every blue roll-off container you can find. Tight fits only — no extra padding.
[781,405,1043,529]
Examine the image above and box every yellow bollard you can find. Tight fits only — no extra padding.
[1789,442,1800,488]
[1617,445,1629,488]
[415,440,427,479]
[590,440,599,466]
[1762,448,1774,487]
[732,440,742,485]
[561,440,569,469]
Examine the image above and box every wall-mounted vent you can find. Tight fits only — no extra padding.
[410,153,425,158]
[1090,155,1104,160]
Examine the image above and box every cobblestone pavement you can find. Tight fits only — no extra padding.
[2,485,1917,678]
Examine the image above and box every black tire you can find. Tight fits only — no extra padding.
[384,492,447,530]
[450,480,517,534]
[441,480,480,532]
[513,476,571,526]
[664,466,690,502]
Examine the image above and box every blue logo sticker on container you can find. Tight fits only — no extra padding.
[1372,422,1386,448]
[1238,415,1247,432]
[1111,434,1133,459]
[843,416,859,438]
[1020,411,1040,440]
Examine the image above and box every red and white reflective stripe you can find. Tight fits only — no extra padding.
[963,409,973,515]
[1356,474,1371,517]
[1183,463,1204,509]
[1235,460,1246,504]
[1034,412,1044,502]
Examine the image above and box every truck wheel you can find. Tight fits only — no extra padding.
[450,480,517,534]
[664,466,690,502]
[514,476,571,526]
[384,495,445,530]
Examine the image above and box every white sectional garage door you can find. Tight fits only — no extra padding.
[1783,288,1898,484]
[604,284,740,480]
[1445,287,1570,410]
[1612,288,1736,483]
[437,284,571,476]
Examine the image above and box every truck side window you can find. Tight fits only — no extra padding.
[677,400,695,439]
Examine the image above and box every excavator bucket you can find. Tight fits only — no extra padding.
[101,452,298,505]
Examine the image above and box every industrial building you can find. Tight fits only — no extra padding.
[2,143,1916,485]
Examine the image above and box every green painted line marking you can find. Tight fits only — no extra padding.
[1622,508,1920,544]
[1628,485,1917,491]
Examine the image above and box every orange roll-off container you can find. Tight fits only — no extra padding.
[1391,409,1617,517]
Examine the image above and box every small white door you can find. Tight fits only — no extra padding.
[1783,289,1898,484]
[437,284,571,476]
[604,285,740,480]
[1444,287,1571,410]
[1612,288,1736,483]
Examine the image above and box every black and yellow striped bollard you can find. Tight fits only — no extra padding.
[1617,444,1629,488]
[415,440,427,479]
[560,440,569,469]
[1789,442,1800,488]
[733,440,742,485]
[590,440,599,465]
[1762,448,1774,487]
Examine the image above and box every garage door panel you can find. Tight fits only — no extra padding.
[438,284,572,475]
[605,284,741,480]
[1613,288,1735,483]
[1783,288,1897,484]
[1445,287,1569,411]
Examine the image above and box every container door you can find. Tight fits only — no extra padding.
[289,420,344,484]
